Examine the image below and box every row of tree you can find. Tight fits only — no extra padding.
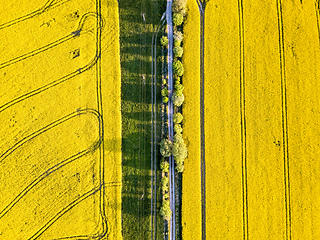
[159,0,188,221]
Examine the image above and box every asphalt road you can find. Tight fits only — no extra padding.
[165,0,176,239]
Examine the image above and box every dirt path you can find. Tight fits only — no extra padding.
[151,15,165,240]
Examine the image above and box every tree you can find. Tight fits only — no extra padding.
[173,13,184,26]
[172,0,187,15]
[161,88,169,97]
[161,177,169,193]
[175,156,184,165]
[161,176,169,192]
[176,163,184,173]
[160,139,172,157]
[174,123,183,134]
[173,112,183,123]
[160,200,172,221]
[175,76,181,85]
[173,144,186,161]
[160,160,170,172]
[174,39,181,47]
[160,36,168,47]
[173,132,188,173]
[173,60,184,76]
[173,132,184,143]
[174,83,184,96]
[173,46,183,58]
[163,193,169,200]
[173,31,183,42]
[172,92,185,107]
[173,133,188,161]
[163,97,169,104]
[162,78,167,85]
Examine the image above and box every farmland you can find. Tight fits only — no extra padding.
[183,0,320,239]
[1,0,320,239]
[204,1,243,239]
[0,0,122,239]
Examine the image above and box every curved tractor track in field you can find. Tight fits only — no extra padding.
[0,0,70,31]
[195,0,207,239]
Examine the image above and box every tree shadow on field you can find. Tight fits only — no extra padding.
[122,110,152,121]
[103,138,122,153]
[122,124,151,169]
[122,172,152,239]
[119,0,166,24]
[121,82,153,104]
[120,40,155,57]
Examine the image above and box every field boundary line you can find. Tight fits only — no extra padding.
[200,10,206,240]
[315,1,320,47]
[276,0,291,239]
[237,0,248,239]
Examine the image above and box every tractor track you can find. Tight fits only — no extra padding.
[150,6,165,239]
[138,0,147,238]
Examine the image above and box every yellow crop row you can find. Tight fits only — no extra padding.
[181,0,202,239]
[0,0,122,239]
[101,0,122,239]
[204,1,243,239]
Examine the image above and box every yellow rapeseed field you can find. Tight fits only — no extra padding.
[184,0,320,239]
[181,0,202,239]
[0,0,122,239]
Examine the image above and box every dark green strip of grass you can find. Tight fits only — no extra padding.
[119,0,165,239]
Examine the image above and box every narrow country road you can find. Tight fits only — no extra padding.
[166,0,176,239]
[195,0,206,239]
